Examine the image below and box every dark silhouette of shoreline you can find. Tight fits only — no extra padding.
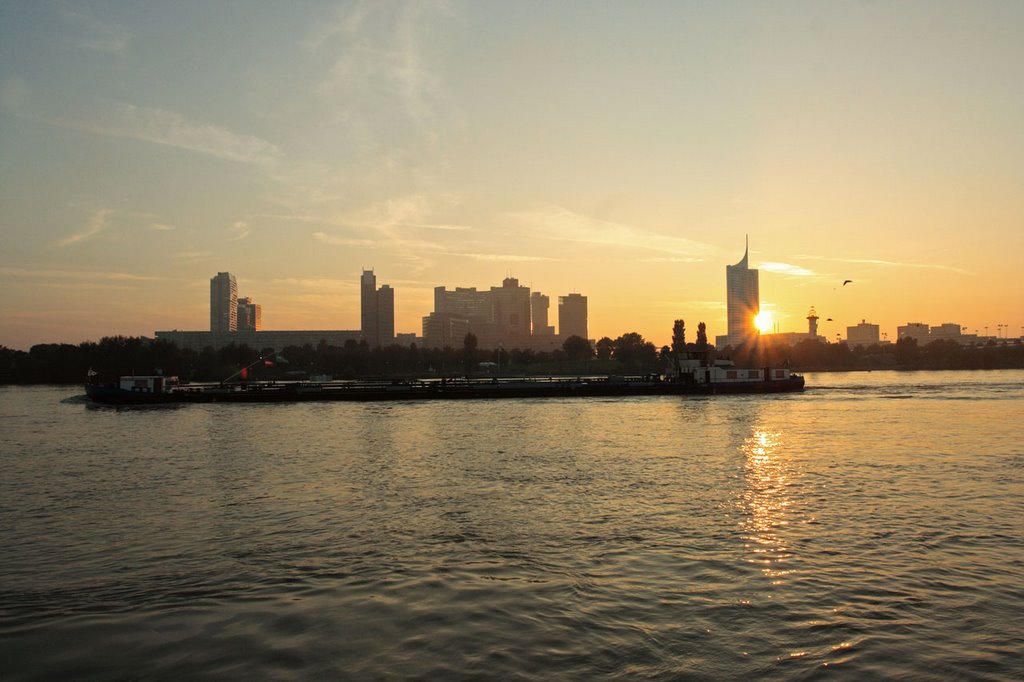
[2,334,1022,385]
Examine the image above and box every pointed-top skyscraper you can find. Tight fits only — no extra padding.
[725,237,759,347]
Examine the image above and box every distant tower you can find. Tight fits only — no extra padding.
[531,292,554,335]
[558,293,588,339]
[725,236,759,347]
[807,306,819,338]
[210,272,238,332]
[237,297,262,332]
[360,269,395,347]
[360,269,379,346]
[376,284,394,345]
[491,277,532,343]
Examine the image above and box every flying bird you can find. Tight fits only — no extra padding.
[843,280,853,286]
[827,318,833,321]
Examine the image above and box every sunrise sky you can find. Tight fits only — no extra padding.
[2,1,1022,350]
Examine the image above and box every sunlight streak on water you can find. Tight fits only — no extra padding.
[741,428,796,585]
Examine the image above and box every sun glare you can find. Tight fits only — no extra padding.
[754,311,773,334]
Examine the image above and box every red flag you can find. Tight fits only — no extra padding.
[264,360,274,367]
[240,367,249,379]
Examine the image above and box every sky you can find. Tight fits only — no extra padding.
[2,0,1022,351]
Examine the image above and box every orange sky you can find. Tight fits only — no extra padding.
[2,2,1022,350]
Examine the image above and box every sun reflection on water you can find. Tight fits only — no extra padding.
[740,427,795,583]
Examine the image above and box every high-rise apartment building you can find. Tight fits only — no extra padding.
[428,285,496,348]
[210,272,238,332]
[360,270,379,346]
[376,284,394,345]
[360,269,394,347]
[237,297,262,332]
[491,277,532,344]
[531,292,554,335]
[424,277,587,350]
[558,293,588,339]
[725,238,759,347]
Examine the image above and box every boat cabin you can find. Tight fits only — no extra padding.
[118,376,178,394]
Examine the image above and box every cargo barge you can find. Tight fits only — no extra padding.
[85,365,804,405]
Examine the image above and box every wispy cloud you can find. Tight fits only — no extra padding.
[174,250,212,261]
[7,88,280,165]
[310,194,465,273]
[149,222,175,231]
[509,206,717,259]
[55,209,111,247]
[758,261,817,277]
[793,254,970,275]
[228,221,251,241]
[0,266,159,282]
[312,233,379,248]
[270,277,358,293]
[640,256,706,263]
[59,6,132,56]
[307,0,458,159]
[455,253,557,262]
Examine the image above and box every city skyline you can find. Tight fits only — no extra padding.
[2,2,1023,350]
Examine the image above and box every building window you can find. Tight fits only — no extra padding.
[726,370,737,379]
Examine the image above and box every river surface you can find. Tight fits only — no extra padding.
[1,370,1022,680]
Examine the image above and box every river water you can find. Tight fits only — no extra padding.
[1,371,1021,680]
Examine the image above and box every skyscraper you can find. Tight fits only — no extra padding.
[376,284,394,345]
[360,269,394,347]
[558,293,588,339]
[210,272,237,332]
[360,269,379,346]
[725,238,759,347]
[237,297,262,332]
[531,292,554,335]
[491,277,531,344]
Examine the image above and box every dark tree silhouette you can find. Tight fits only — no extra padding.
[562,335,593,361]
[695,321,710,365]
[671,319,686,373]
[462,332,478,370]
[595,337,614,360]
[613,332,658,371]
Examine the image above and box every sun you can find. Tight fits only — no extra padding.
[754,311,773,334]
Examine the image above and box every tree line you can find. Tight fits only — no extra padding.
[1,326,1022,384]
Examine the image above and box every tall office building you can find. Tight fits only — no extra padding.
[360,269,394,347]
[237,297,262,332]
[426,286,495,349]
[376,285,394,345]
[491,277,532,344]
[531,292,554,335]
[360,270,379,346]
[210,272,238,332]
[725,238,759,347]
[558,293,588,339]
